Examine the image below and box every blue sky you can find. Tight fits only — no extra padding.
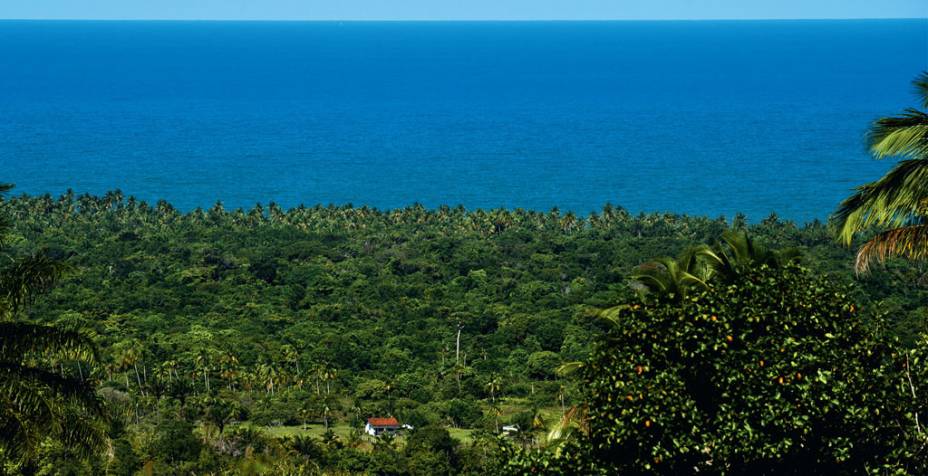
[1,0,925,20]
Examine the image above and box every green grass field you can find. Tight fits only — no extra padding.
[253,423,477,444]
[258,423,356,440]
[240,398,562,449]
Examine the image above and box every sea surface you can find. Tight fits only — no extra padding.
[1,20,926,222]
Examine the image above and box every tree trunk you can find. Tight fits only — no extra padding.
[134,363,145,395]
[455,327,462,366]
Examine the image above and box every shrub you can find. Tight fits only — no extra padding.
[577,265,928,474]
[510,265,928,475]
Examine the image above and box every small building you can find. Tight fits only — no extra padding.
[365,417,401,436]
[501,424,520,435]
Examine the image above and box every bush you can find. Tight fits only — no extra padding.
[152,418,202,466]
[526,351,560,380]
[445,398,484,428]
[573,265,928,474]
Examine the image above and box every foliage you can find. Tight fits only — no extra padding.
[833,71,928,273]
[515,264,928,474]
[0,184,105,467]
[6,188,928,472]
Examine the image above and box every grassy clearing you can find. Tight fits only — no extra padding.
[446,428,475,442]
[240,400,565,449]
[252,423,479,445]
[258,423,356,440]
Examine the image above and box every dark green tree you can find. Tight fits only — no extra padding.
[0,183,106,463]
[543,265,928,474]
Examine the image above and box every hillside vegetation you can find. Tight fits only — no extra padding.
[4,190,928,473]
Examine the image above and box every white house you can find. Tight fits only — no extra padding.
[365,417,401,436]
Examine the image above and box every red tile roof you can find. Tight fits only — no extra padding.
[367,417,400,427]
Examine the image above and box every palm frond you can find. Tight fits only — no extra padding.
[694,245,724,272]
[855,224,928,274]
[831,159,928,245]
[55,405,109,459]
[546,404,589,442]
[631,254,711,300]
[0,252,71,316]
[0,361,105,460]
[593,305,629,330]
[712,230,776,277]
[914,71,928,109]
[555,361,584,377]
[0,413,30,458]
[0,399,105,462]
[0,363,103,415]
[630,264,673,295]
[867,109,928,160]
[0,181,106,461]
[0,322,98,364]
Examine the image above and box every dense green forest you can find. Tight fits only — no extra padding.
[3,187,928,474]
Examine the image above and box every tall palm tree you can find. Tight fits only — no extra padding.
[832,72,928,273]
[485,375,502,403]
[0,183,106,461]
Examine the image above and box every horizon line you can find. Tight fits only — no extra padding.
[0,17,925,23]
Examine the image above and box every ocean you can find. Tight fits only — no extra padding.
[1,20,926,222]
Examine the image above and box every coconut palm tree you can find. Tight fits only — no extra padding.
[631,231,798,301]
[0,183,106,461]
[630,245,717,301]
[832,72,928,273]
[485,375,502,403]
[706,230,800,281]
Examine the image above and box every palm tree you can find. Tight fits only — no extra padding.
[218,352,240,391]
[0,183,106,461]
[832,72,928,273]
[631,231,799,301]
[485,375,502,403]
[195,349,212,394]
[706,230,799,281]
[630,245,716,301]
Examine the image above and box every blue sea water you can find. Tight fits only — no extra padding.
[1,20,926,222]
